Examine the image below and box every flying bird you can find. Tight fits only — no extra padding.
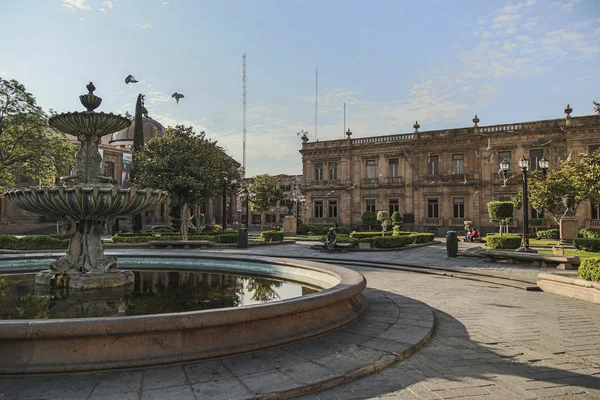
[565,152,572,163]
[125,75,138,84]
[325,191,335,197]
[125,111,132,119]
[486,138,492,151]
[172,92,185,104]
[346,184,356,190]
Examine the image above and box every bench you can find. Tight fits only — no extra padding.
[147,240,211,249]
[483,250,578,270]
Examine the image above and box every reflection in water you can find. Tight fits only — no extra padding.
[0,270,317,320]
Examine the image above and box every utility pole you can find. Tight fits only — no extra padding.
[314,68,318,142]
[242,52,247,178]
[343,102,346,139]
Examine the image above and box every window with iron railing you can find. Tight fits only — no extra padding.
[315,163,324,181]
[427,155,438,175]
[428,199,439,218]
[389,199,399,215]
[452,154,464,174]
[389,159,399,178]
[366,160,377,179]
[328,200,338,218]
[366,199,376,213]
[314,200,323,218]
[453,197,464,218]
[329,162,338,180]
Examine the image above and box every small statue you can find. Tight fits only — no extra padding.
[323,227,337,252]
[86,82,96,95]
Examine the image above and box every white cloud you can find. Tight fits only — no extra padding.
[137,22,152,30]
[61,0,90,11]
[561,0,582,12]
[99,0,113,13]
[162,1,169,5]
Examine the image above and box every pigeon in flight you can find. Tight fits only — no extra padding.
[172,92,185,104]
[125,75,138,84]
[125,111,132,119]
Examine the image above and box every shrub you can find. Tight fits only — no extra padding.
[297,224,311,235]
[215,233,239,243]
[336,226,351,234]
[392,226,411,236]
[260,230,284,241]
[536,228,560,240]
[485,233,522,249]
[529,218,547,227]
[371,235,412,248]
[579,228,600,239]
[0,235,69,250]
[391,211,403,227]
[0,235,20,249]
[151,225,174,232]
[202,224,223,233]
[579,256,600,282]
[334,234,359,247]
[351,231,394,239]
[574,238,600,252]
[361,211,377,227]
[409,233,435,244]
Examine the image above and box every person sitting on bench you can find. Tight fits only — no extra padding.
[467,227,479,242]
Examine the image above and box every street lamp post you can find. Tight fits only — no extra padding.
[516,156,535,252]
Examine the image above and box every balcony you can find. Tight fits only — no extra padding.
[585,219,600,228]
[449,218,465,227]
[420,173,476,185]
[424,217,442,226]
[361,177,379,187]
[311,217,339,225]
[310,179,340,187]
[383,177,404,186]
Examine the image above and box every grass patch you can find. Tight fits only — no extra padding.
[529,239,562,246]
[536,249,600,261]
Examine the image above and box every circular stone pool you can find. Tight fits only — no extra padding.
[0,254,367,373]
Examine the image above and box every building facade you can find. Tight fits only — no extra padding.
[300,109,600,235]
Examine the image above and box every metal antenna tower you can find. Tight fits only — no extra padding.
[242,53,247,177]
[314,68,318,141]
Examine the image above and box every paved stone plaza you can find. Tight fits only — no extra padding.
[1,242,599,399]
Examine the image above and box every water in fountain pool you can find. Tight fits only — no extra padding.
[0,270,318,319]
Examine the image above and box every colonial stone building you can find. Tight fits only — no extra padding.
[300,108,600,235]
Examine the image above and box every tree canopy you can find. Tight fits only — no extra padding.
[512,158,600,223]
[0,77,75,191]
[247,174,285,213]
[132,125,238,208]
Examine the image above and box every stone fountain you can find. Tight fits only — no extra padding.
[3,83,169,289]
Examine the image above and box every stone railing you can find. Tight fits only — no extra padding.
[479,124,523,133]
[352,133,414,145]
[384,177,403,185]
[311,217,339,225]
[361,177,379,186]
[424,217,442,226]
[585,219,600,228]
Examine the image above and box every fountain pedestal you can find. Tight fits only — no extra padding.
[3,83,169,290]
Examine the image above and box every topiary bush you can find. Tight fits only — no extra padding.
[0,235,69,250]
[391,211,403,227]
[371,235,412,248]
[536,228,560,240]
[350,231,394,239]
[335,234,359,247]
[215,233,239,243]
[579,228,600,239]
[392,226,412,236]
[574,238,600,252]
[0,235,20,249]
[579,256,600,282]
[409,233,435,244]
[361,211,377,229]
[485,233,522,249]
[260,230,284,241]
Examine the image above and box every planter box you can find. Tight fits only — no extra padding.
[537,273,600,305]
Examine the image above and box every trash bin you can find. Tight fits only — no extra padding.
[237,228,248,248]
[446,230,458,258]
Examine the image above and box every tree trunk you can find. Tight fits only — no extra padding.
[181,203,190,241]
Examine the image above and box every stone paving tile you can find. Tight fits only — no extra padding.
[238,369,302,395]
[90,370,143,396]
[141,384,195,400]
[141,365,188,391]
[280,361,339,385]
[183,359,234,385]
[191,376,253,399]
[89,391,142,400]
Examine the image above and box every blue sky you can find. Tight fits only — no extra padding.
[1,0,598,176]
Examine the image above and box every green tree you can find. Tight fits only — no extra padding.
[377,211,391,236]
[247,174,285,231]
[512,159,600,224]
[132,125,238,239]
[0,77,75,191]
[361,211,377,230]
[130,94,145,232]
[487,201,514,235]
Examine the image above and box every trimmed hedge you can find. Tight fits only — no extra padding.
[574,238,600,252]
[350,231,394,239]
[536,228,560,240]
[370,235,412,248]
[297,224,350,235]
[579,256,600,282]
[260,230,284,242]
[485,233,522,249]
[409,233,435,244]
[0,235,69,250]
[580,228,600,239]
[112,234,215,243]
[215,233,239,243]
[392,226,412,236]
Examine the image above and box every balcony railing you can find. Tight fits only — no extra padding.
[424,217,442,226]
[421,173,476,185]
[450,218,465,227]
[361,177,379,186]
[384,177,403,186]
[310,179,340,187]
[586,219,600,228]
[311,217,339,225]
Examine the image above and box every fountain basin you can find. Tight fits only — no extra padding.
[0,254,367,373]
[49,111,130,136]
[4,185,168,218]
